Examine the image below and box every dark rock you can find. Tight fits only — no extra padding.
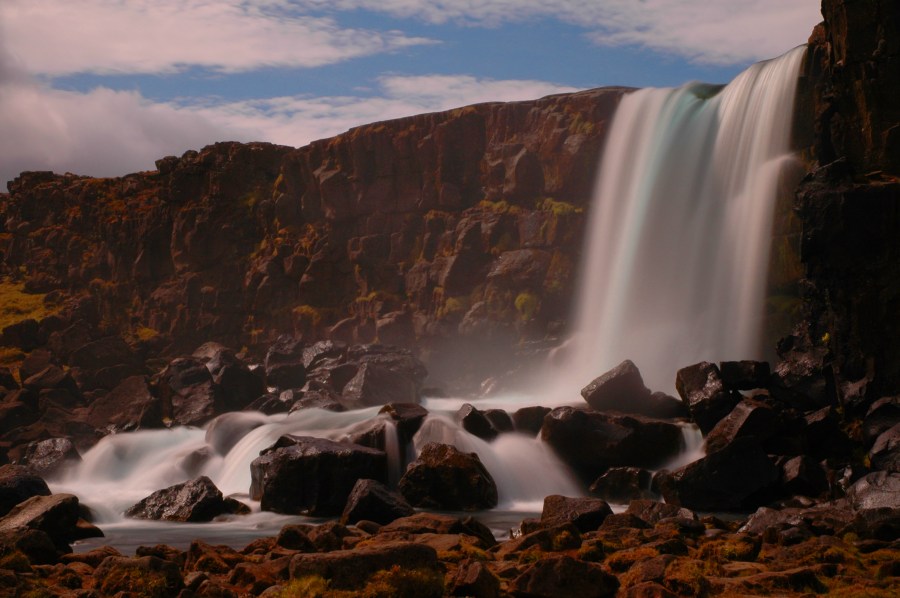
[510,555,619,598]
[69,335,139,371]
[512,405,551,436]
[18,349,54,382]
[276,524,316,551]
[244,391,291,414]
[250,435,387,516]
[580,359,652,413]
[0,367,18,391]
[704,398,779,454]
[156,357,227,426]
[340,478,414,526]
[719,360,771,390]
[379,512,496,548]
[804,407,852,459]
[19,438,80,478]
[456,403,497,440]
[483,409,514,433]
[539,494,612,532]
[378,402,429,443]
[846,471,900,539]
[302,340,347,370]
[675,362,740,434]
[870,422,900,472]
[449,558,500,598]
[625,499,697,525]
[781,455,829,498]
[1,319,40,351]
[863,396,900,444]
[341,350,425,408]
[589,467,654,503]
[541,407,684,482]
[86,375,163,432]
[265,335,307,390]
[125,476,245,522]
[399,442,498,511]
[93,556,184,596]
[288,541,440,593]
[0,464,50,516]
[0,493,88,550]
[289,388,346,412]
[23,365,80,396]
[621,581,679,598]
[740,503,855,538]
[660,438,779,511]
[204,412,267,456]
[770,344,834,410]
[0,528,62,565]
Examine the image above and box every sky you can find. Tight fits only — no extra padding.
[0,0,823,188]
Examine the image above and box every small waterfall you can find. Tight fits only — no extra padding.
[562,46,806,393]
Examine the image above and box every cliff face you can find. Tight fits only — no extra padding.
[796,0,900,398]
[0,89,626,389]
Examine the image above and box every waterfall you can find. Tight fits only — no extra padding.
[562,45,806,393]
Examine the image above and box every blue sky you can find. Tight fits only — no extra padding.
[0,1,822,187]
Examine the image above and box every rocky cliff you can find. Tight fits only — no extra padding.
[0,89,626,390]
[795,0,900,400]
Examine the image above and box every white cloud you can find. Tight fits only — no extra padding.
[0,68,577,186]
[297,0,821,65]
[0,0,435,76]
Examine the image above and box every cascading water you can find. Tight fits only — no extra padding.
[49,47,808,551]
[561,45,806,393]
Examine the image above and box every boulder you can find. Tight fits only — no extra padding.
[719,360,770,390]
[340,478,414,526]
[250,435,387,516]
[781,455,829,498]
[846,471,900,539]
[456,403,497,440]
[204,412,267,456]
[1,319,40,351]
[624,499,697,525]
[589,467,655,503]
[341,346,427,408]
[125,476,246,523]
[770,344,834,410]
[483,409,514,433]
[803,407,852,459]
[449,558,500,598]
[512,405,551,436]
[86,375,163,432]
[870,422,900,472]
[539,495,612,532]
[0,464,50,516]
[23,365,80,396]
[863,396,900,444]
[0,493,93,550]
[264,335,307,390]
[18,349,54,382]
[659,437,779,511]
[18,438,81,478]
[704,398,780,454]
[580,359,652,413]
[0,367,18,391]
[399,442,498,511]
[378,402,429,443]
[510,555,619,598]
[675,362,740,434]
[156,357,227,426]
[68,335,141,389]
[541,407,684,482]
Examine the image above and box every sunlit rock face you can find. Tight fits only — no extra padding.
[0,88,625,393]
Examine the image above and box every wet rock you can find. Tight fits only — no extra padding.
[675,362,740,434]
[18,438,80,478]
[483,408,514,433]
[804,406,852,459]
[93,555,184,596]
[156,357,227,426]
[541,407,683,482]
[264,335,307,390]
[846,471,900,539]
[379,512,496,548]
[204,412,267,456]
[580,359,652,414]
[86,375,163,432]
[625,499,697,525]
[870,422,900,472]
[0,493,90,550]
[340,478,414,526]
[125,476,246,522]
[539,494,613,532]
[341,345,427,408]
[659,438,779,512]
[512,405,551,436]
[378,402,428,443]
[0,464,50,516]
[456,403,497,440]
[250,435,387,516]
[510,554,619,598]
[719,360,771,390]
[589,467,655,503]
[740,503,855,538]
[704,398,780,454]
[399,442,498,511]
[196,344,266,410]
[770,343,834,410]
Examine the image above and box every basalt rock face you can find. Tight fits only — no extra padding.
[0,88,625,396]
[797,0,900,399]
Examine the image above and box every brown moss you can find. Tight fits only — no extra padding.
[605,546,659,573]
[0,280,55,332]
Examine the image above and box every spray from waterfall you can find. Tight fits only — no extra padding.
[559,46,806,394]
